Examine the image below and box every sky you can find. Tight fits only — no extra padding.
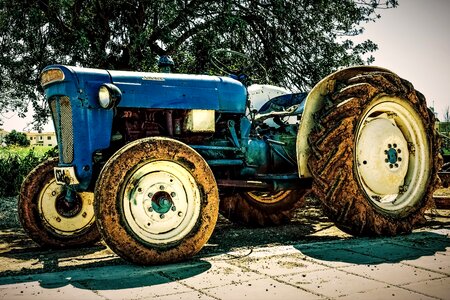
[353,0,450,120]
[1,0,449,132]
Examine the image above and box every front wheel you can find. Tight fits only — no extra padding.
[95,137,219,265]
[18,158,100,247]
[307,71,441,236]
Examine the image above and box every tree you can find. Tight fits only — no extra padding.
[0,0,398,128]
[4,130,30,147]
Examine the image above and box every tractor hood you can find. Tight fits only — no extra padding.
[109,70,247,113]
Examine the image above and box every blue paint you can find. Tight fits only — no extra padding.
[387,148,398,164]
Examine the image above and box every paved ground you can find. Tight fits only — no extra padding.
[0,201,448,300]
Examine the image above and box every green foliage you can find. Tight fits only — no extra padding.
[0,0,398,128]
[0,147,57,197]
[3,130,30,147]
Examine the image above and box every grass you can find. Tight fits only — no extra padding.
[0,146,57,197]
[0,146,53,158]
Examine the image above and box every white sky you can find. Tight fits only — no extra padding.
[1,0,449,132]
[355,0,450,120]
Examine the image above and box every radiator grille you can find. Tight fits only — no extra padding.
[59,96,74,164]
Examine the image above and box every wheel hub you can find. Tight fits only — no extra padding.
[356,116,409,196]
[38,180,96,235]
[150,191,174,214]
[123,160,201,245]
[55,193,82,218]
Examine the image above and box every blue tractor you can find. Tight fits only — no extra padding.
[19,50,441,265]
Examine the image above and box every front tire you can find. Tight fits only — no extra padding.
[95,137,219,265]
[307,71,441,236]
[18,158,100,247]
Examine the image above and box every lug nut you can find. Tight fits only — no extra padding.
[171,206,177,211]
[148,207,153,212]
[148,193,153,198]
[56,217,61,222]
[398,157,402,162]
[395,163,399,168]
[393,143,397,148]
[137,188,142,193]
[398,149,402,154]
[160,214,165,219]
[178,211,183,217]
[82,212,87,218]
[52,191,57,196]
[389,164,393,169]
[170,192,176,197]
[159,185,165,191]
[388,144,392,148]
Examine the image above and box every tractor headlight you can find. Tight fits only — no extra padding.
[98,83,122,109]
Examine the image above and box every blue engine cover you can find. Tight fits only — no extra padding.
[109,70,247,113]
[41,65,247,189]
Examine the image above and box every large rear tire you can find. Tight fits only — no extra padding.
[220,189,307,226]
[95,137,219,265]
[307,71,441,236]
[18,158,100,247]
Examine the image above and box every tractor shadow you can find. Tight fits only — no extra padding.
[294,230,450,265]
[0,229,211,290]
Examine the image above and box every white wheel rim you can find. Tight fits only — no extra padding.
[355,96,430,212]
[38,180,95,235]
[122,160,201,245]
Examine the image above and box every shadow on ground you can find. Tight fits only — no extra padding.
[0,258,212,290]
[294,231,450,265]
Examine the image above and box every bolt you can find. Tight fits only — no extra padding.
[385,159,389,163]
[159,185,165,191]
[51,191,57,196]
[178,211,183,217]
[137,187,142,193]
[148,193,153,198]
[408,142,415,154]
[389,164,393,169]
[171,206,177,211]
[388,144,392,148]
[393,143,397,148]
[148,207,153,212]
[395,163,399,168]
[160,214,165,219]
[398,157,402,162]
[170,192,176,197]
[56,217,61,222]
[82,212,87,218]
[398,149,402,154]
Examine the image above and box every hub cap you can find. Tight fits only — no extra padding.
[122,160,201,245]
[355,96,430,211]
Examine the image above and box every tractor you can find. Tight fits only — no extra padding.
[19,50,441,265]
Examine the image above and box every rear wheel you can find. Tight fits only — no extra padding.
[95,137,219,265]
[307,71,441,236]
[220,189,306,226]
[18,158,100,247]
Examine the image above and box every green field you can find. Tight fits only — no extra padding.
[0,146,53,159]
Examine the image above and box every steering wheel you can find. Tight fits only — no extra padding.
[210,49,268,84]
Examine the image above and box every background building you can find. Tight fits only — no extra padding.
[25,132,57,147]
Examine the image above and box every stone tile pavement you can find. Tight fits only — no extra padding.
[0,227,448,300]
